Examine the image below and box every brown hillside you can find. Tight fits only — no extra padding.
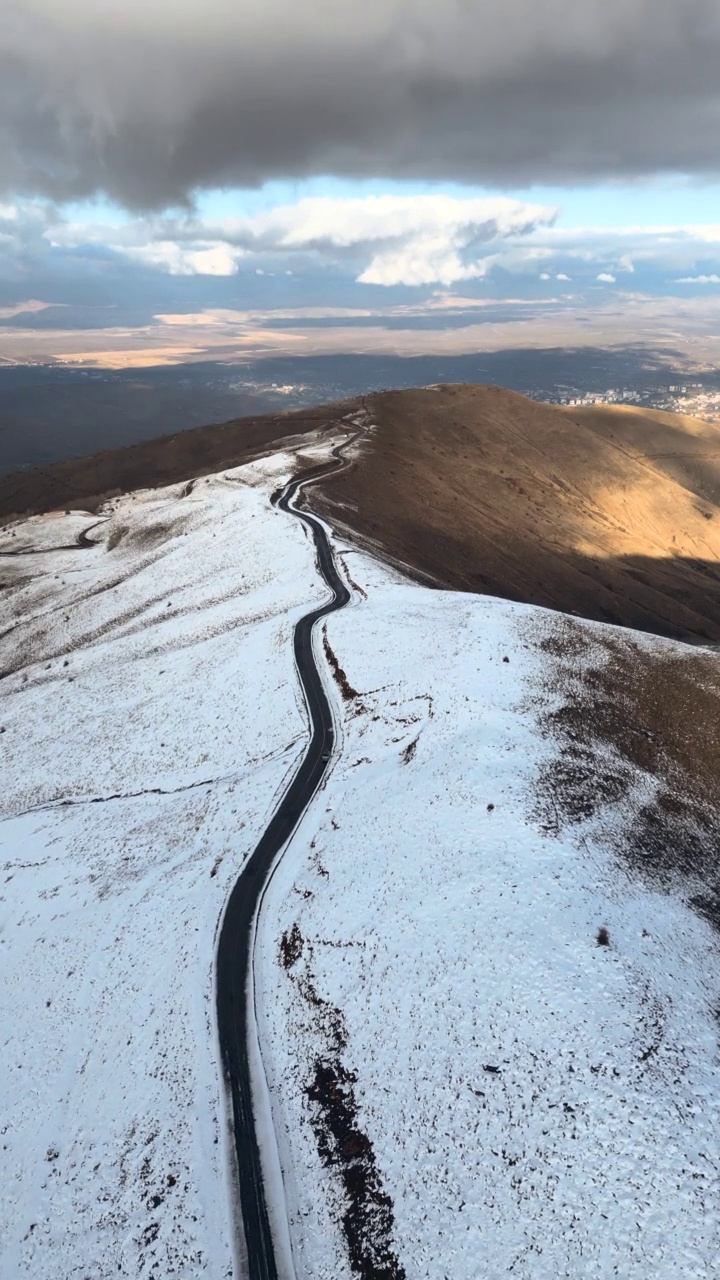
[310,385,720,642]
[6,381,720,642]
[0,403,340,524]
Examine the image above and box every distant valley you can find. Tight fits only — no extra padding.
[4,348,720,474]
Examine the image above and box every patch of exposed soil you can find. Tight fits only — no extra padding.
[531,615,720,930]
[322,630,359,701]
[282,925,406,1278]
[308,1061,406,1280]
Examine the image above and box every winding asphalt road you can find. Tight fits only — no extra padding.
[0,517,108,556]
[215,429,360,1280]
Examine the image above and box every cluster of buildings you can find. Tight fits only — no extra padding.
[526,382,720,422]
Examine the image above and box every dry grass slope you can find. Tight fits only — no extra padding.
[530,615,720,932]
[7,380,720,642]
[311,384,720,642]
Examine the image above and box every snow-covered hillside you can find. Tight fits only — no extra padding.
[2,437,719,1279]
[260,556,720,1279]
[0,441,337,1278]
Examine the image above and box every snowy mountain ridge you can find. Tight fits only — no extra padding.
[1,428,719,1278]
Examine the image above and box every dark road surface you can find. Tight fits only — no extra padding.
[215,431,359,1280]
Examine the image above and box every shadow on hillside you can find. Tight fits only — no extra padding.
[345,503,720,642]
[8,381,720,645]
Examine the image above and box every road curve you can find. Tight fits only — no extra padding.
[215,429,360,1280]
[0,517,108,556]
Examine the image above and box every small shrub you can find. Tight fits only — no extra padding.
[280,923,304,969]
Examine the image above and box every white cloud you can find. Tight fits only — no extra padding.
[547,224,720,274]
[32,195,720,289]
[230,194,557,285]
[81,238,246,277]
[358,241,495,288]
[49,194,559,285]
[13,193,720,295]
[186,245,246,276]
[676,273,720,283]
[238,195,551,247]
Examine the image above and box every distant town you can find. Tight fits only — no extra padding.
[525,382,720,422]
[233,373,720,426]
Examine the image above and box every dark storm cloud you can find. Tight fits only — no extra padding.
[2,0,720,207]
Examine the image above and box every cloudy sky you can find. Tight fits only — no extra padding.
[3,0,720,366]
